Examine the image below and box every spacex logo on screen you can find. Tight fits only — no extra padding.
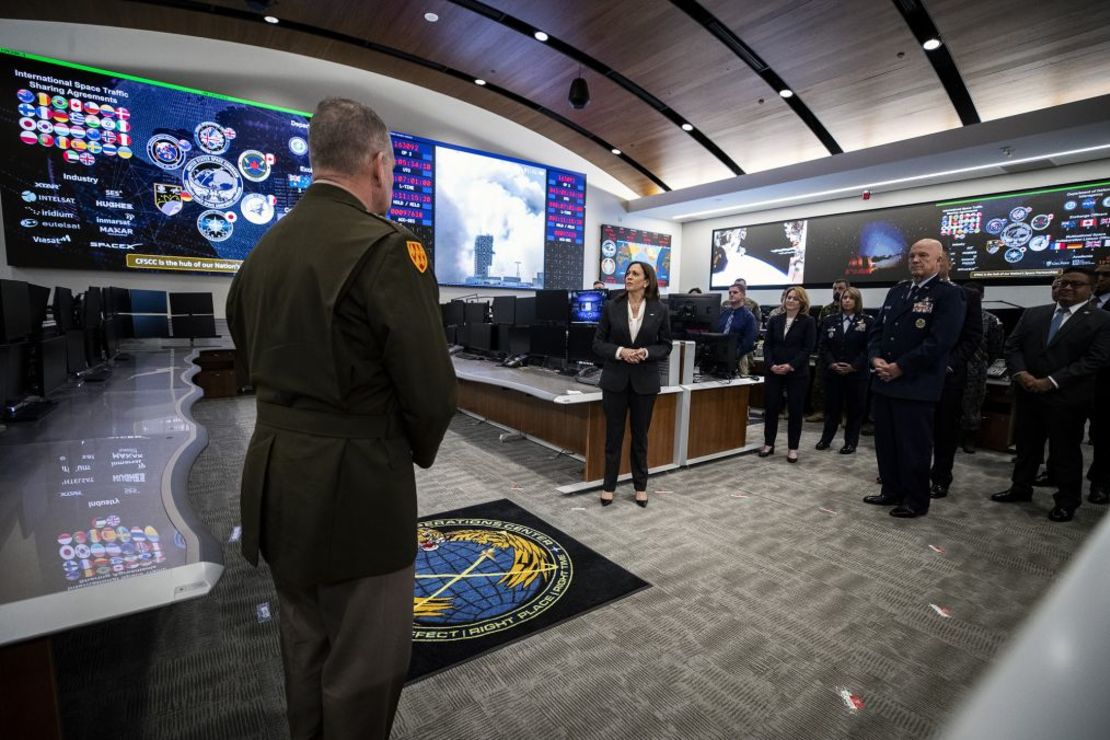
[90,241,140,250]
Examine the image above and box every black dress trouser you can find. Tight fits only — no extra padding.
[763,372,808,450]
[1011,391,1086,511]
[602,387,657,491]
[820,372,867,447]
[872,393,934,513]
[930,374,966,488]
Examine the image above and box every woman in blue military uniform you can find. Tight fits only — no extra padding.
[815,287,872,454]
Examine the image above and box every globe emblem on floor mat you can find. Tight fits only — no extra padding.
[413,518,572,642]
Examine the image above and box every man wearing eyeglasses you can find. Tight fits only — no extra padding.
[992,267,1110,521]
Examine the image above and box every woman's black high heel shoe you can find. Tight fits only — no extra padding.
[600,492,614,507]
[758,445,775,458]
[634,492,648,508]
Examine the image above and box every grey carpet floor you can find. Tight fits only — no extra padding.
[53,396,1105,739]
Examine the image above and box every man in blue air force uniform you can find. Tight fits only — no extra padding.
[864,238,965,518]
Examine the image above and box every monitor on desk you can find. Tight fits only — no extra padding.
[27,283,51,337]
[514,297,536,327]
[0,279,32,343]
[52,287,75,332]
[129,289,168,315]
[491,296,516,325]
[529,325,567,358]
[132,315,169,339]
[169,292,214,316]
[570,290,606,324]
[566,324,598,363]
[442,300,465,327]
[467,322,496,353]
[668,293,721,331]
[171,315,218,339]
[535,290,569,323]
[464,301,489,324]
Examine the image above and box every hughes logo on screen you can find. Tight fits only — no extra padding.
[1,48,312,275]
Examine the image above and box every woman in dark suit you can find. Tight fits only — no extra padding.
[592,261,672,507]
[815,287,872,454]
[760,286,816,462]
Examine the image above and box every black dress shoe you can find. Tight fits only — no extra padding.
[1033,472,1054,487]
[839,445,856,455]
[930,483,949,499]
[890,505,924,518]
[600,493,614,507]
[991,490,1033,503]
[1047,506,1075,522]
[815,440,830,450]
[1089,486,1109,505]
[634,493,648,508]
[863,494,899,506]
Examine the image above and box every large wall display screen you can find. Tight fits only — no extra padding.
[598,224,672,289]
[1,48,313,275]
[2,49,588,287]
[709,179,1110,288]
[390,133,587,290]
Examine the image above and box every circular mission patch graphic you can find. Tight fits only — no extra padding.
[413,517,572,642]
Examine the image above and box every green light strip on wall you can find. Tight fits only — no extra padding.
[937,180,1110,207]
[1,47,313,117]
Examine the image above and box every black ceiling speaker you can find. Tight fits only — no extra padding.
[568,75,590,109]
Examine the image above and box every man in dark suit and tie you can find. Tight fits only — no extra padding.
[992,267,1110,520]
[864,239,965,518]
[929,253,983,499]
[1087,263,1110,504]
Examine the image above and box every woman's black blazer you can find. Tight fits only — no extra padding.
[592,293,672,394]
[763,313,816,374]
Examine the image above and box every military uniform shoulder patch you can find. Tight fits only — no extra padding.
[406,240,428,273]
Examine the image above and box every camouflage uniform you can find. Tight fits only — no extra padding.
[961,310,1005,432]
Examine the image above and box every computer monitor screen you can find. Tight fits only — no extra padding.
[171,315,217,338]
[442,300,465,326]
[0,342,27,403]
[507,326,530,355]
[0,279,32,343]
[169,292,214,315]
[40,335,68,395]
[529,325,567,358]
[566,324,598,363]
[463,301,489,324]
[570,290,606,323]
[515,297,536,326]
[467,322,495,352]
[129,289,168,314]
[668,294,721,330]
[131,315,168,338]
[27,283,51,335]
[491,296,516,325]
[53,287,75,332]
[81,287,103,329]
[535,290,569,323]
[695,332,739,376]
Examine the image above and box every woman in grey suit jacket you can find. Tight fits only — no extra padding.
[592,261,672,507]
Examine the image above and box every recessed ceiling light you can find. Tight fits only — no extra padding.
[534,31,549,42]
[779,89,794,99]
[923,38,942,51]
[681,123,694,132]
[424,12,439,22]
[263,15,279,24]
[611,148,622,155]
[474,78,487,86]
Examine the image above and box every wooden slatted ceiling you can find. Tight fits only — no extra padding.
[206,0,730,191]
[928,0,1110,122]
[700,0,961,153]
[488,0,829,176]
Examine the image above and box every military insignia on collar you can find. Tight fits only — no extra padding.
[407,240,428,273]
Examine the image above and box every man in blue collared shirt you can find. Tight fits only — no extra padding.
[718,284,757,373]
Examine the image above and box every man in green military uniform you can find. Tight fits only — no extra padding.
[227,98,457,740]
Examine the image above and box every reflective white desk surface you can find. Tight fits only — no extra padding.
[452,356,683,404]
[0,347,223,645]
